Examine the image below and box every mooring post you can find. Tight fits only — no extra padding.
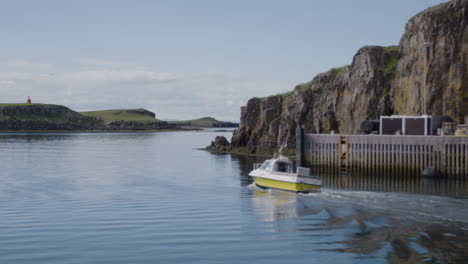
[296,125,305,167]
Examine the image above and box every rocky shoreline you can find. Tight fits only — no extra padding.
[207,135,295,156]
[0,120,181,132]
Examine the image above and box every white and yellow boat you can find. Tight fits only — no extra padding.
[249,154,321,193]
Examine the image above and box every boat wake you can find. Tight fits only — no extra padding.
[309,188,468,224]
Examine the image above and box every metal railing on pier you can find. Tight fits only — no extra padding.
[298,131,468,179]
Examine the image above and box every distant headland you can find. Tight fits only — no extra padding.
[0,103,238,132]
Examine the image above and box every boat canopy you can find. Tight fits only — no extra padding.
[260,156,293,173]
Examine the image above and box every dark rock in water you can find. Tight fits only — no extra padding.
[421,167,439,178]
[211,136,230,147]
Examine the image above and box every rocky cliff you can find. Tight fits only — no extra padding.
[226,0,468,153]
[230,46,397,152]
[393,1,468,121]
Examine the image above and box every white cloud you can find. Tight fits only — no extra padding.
[0,69,293,121]
[56,70,175,84]
[78,59,145,71]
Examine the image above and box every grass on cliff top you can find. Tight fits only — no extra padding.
[427,3,451,18]
[330,65,349,75]
[257,92,291,101]
[170,117,221,126]
[382,46,399,75]
[418,2,455,24]
[383,46,398,53]
[296,80,313,92]
[80,109,158,124]
[295,65,350,93]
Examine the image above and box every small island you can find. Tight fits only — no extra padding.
[0,103,238,132]
[169,117,239,128]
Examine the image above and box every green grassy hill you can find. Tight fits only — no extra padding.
[170,117,238,128]
[80,109,158,125]
[0,104,234,131]
[191,117,219,125]
[0,104,87,122]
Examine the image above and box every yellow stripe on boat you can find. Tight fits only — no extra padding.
[253,177,320,192]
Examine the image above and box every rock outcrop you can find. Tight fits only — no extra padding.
[210,136,230,147]
[105,120,177,130]
[231,46,397,151]
[228,0,468,153]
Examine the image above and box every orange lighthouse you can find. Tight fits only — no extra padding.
[27,96,32,104]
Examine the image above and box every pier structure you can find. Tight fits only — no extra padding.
[296,127,468,179]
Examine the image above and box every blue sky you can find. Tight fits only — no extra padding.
[0,0,446,121]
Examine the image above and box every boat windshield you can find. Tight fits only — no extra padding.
[275,161,292,173]
[260,161,271,170]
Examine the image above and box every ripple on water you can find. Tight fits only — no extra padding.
[0,132,467,264]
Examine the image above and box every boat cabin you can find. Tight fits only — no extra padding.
[259,157,293,173]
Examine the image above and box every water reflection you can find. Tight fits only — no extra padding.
[229,154,259,186]
[1,132,466,264]
[249,186,299,222]
[0,132,160,144]
[0,133,73,142]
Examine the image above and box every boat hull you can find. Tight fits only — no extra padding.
[252,176,320,192]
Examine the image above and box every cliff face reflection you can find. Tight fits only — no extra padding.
[234,154,468,264]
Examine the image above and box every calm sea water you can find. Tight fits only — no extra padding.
[0,131,467,264]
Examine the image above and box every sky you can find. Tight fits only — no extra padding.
[0,0,446,121]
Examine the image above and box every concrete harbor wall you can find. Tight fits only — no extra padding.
[296,127,468,179]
